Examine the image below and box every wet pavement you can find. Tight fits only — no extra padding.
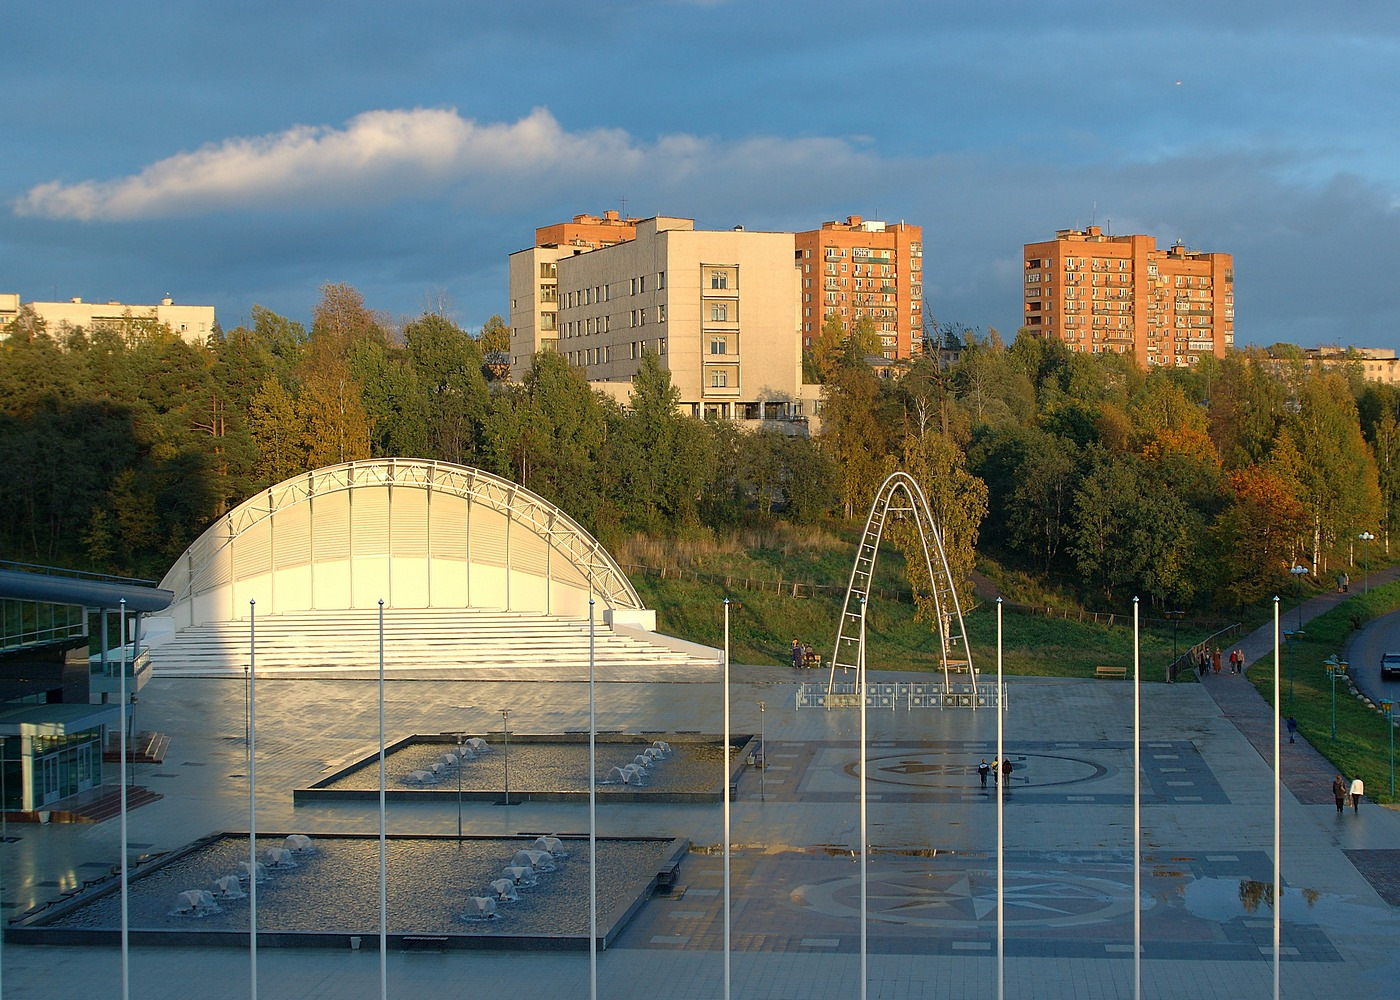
[1,638,1399,997]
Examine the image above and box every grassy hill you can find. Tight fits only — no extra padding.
[618,526,1229,679]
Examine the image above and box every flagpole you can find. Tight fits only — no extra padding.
[996,597,1004,1000]
[589,592,598,1000]
[248,599,257,1000]
[119,598,130,1000]
[378,601,388,1000]
[1133,596,1141,1000]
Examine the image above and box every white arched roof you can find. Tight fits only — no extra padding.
[158,459,643,628]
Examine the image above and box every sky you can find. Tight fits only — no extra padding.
[4,2,1399,351]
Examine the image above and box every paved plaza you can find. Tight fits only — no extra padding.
[2,645,1399,998]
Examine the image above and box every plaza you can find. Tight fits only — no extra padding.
[3,653,1399,999]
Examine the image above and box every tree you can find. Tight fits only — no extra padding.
[478,315,510,355]
[247,377,305,483]
[890,428,988,612]
[1211,467,1309,607]
[819,354,890,519]
[298,360,371,469]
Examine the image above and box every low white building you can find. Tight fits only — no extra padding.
[0,292,215,345]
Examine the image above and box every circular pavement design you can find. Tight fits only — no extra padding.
[842,749,1109,790]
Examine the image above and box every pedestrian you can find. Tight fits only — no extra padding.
[1234,649,1244,674]
[990,758,999,785]
[978,758,990,789]
[790,638,804,671]
[1213,647,1222,674]
[1333,774,1348,814]
[1001,758,1014,787]
[1351,776,1365,813]
[1286,716,1297,743]
[1198,650,1208,679]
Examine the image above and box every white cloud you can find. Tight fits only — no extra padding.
[12,107,655,221]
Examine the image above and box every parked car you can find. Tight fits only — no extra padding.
[1381,652,1400,680]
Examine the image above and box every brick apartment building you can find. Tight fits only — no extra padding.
[1022,226,1234,367]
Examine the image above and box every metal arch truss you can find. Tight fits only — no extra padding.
[165,458,644,611]
[824,471,976,701]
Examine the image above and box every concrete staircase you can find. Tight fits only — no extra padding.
[148,608,720,679]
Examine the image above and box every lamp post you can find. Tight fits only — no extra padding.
[1360,532,1376,593]
[1325,657,1346,741]
[500,709,511,807]
[1164,610,1184,683]
[1290,564,1308,631]
[756,700,767,801]
[1382,700,1395,800]
[1282,630,1303,703]
[456,733,465,841]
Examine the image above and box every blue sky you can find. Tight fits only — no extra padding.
[5,2,1398,350]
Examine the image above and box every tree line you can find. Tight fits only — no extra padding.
[0,282,1391,621]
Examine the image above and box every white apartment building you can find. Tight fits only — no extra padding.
[509,217,809,424]
[0,293,215,345]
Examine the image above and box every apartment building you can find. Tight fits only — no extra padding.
[1022,226,1234,367]
[507,211,641,373]
[509,216,805,423]
[793,216,923,359]
[0,292,216,345]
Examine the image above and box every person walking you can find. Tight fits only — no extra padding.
[1351,776,1365,813]
[1213,647,1222,674]
[990,758,999,786]
[1001,757,1014,788]
[790,639,804,671]
[977,758,990,790]
[1286,716,1298,743]
[1333,774,1348,815]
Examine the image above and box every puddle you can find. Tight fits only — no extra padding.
[1184,876,1382,928]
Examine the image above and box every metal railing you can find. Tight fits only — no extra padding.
[797,680,1004,711]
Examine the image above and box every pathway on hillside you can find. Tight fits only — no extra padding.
[1204,563,1400,807]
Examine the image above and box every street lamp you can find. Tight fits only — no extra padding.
[756,700,767,801]
[500,709,511,807]
[456,733,465,840]
[1382,700,1396,800]
[1360,532,1376,594]
[1282,630,1304,703]
[1164,610,1185,683]
[1325,657,1346,741]
[1290,564,1308,631]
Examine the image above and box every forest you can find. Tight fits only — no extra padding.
[0,281,1394,623]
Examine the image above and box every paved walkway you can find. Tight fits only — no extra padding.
[1207,563,1400,807]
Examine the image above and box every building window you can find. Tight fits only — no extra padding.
[639,275,646,293]
[657,304,666,323]
[710,335,728,355]
[711,302,728,322]
[711,271,729,290]
[711,370,728,387]
[657,271,665,290]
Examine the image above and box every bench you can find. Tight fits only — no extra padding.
[1094,665,1128,680]
[402,935,448,953]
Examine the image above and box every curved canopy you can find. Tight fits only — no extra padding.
[158,459,643,628]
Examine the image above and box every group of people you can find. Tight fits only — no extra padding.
[789,639,819,670]
[977,757,1014,789]
[1194,646,1245,677]
[1333,772,1365,814]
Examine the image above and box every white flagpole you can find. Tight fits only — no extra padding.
[996,597,1004,1000]
[722,598,731,1000]
[859,596,868,1000]
[589,592,598,1000]
[1133,596,1141,1000]
[1273,597,1281,1000]
[119,598,130,1000]
[378,600,388,1000]
[248,599,257,1000]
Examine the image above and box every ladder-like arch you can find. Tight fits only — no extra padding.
[825,471,975,696]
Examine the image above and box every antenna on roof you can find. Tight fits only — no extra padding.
[619,196,627,218]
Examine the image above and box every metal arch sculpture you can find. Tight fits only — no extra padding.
[159,458,644,612]
[825,471,975,696]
